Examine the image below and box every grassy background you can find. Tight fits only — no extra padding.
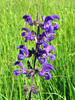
[0,0,75,100]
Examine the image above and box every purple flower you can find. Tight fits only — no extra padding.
[23,15,33,25]
[38,57,47,64]
[22,27,30,32]
[50,54,56,60]
[38,63,54,80]
[41,16,45,21]
[36,42,56,64]
[36,12,39,22]
[53,24,59,30]
[40,15,60,32]
[13,70,24,76]
[13,61,26,74]
[46,35,55,42]
[21,28,36,42]
[43,45,56,57]
[17,45,29,60]
[13,61,35,79]
[44,15,60,24]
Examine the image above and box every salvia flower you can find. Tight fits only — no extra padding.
[23,15,33,25]
[12,12,60,99]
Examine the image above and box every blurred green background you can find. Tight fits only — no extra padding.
[0,0,75,100]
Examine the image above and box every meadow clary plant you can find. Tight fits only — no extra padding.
[13,12,60,100]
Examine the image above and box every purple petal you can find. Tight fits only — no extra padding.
[13,70,23,76]
[39,32,46,40]
[21,32,25,37]
[13,61,26,73]
[43,45,56,55]
[18,54,25,60]
[44,16,53,24]
[45,73,51,80]
[44,15,60,24]
[24,32,35,42]
[23,15,33,25]
[32,90,38,95]
[53,24,59,30]
[38,57,47,64]
[24,88,27,96]
[22,27,30,32]
[41,16,45,21]
[38,72,52,80]
[41,63,54,73]
[17,45,27,50]
[17,45,29,55]
[47,35,55,42]
[50,54,56,60]
[46,25,53,33]
[44,21,51,30]
[36,12,39,22]
[51,15,60,20]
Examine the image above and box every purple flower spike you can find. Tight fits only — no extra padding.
[23,15,33,25]
[13,61,26,73]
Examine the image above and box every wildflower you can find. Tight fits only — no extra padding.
[23,15,33,25]
[38,63,54,80]
[12,12,60,99]
[17,45,29,60]
[13,61,34,79]
[21,28,36,42]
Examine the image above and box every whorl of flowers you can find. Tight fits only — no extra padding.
[13,12,60,100]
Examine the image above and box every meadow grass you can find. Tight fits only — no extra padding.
[0,0,75,100]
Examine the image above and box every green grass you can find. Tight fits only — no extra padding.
[0,0,75,100]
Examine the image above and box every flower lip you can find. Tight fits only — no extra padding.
[13,61,20,65]
[23,15,33,25]
[22,27,30,32]
[44,15,60,23]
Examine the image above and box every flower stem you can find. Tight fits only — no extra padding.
[37,26,40,39]
[34,56,37,69]
[29,90,32,100]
